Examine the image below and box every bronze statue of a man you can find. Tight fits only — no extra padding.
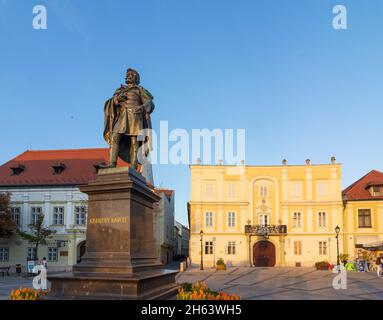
[103,68,154,170]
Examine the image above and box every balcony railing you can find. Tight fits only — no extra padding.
[245,224,287,236]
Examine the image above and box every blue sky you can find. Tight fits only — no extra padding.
[1,0,383,226]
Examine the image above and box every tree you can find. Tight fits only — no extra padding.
[17,213,56,260]
[0,192,16,238]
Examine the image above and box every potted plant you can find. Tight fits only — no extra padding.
[315,261,330,270]
[339,253,349,266]
[216,258,226,271]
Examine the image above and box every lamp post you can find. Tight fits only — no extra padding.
[335,225,340,270]
[200,230,204,270]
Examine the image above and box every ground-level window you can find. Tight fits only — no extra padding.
[358,209,372,228]
[294,241,302,255]
[27,247,37,260]
[204,241,213,255]
[75,206,87,225]
[319,241,327,255]
[0,247,9,262]
[11,207,21,226]
[226,241,236,255]
[48,247,58,262]
[318,212,327,228]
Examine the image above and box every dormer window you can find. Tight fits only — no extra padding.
[52,163,66,175]
[366,183,383,197]
[372,186,382,197]
[10,164,25,176]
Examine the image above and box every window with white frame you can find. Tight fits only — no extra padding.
[204,241,213,255]
[205,183,214,197]
[0,247,9,262]
[31,207,42,224]
[228,212,236,227]
[228,183,236,197]
[205,212,213,228]
[75,206,86,225]
[258,213,269,226]
[318,212,327,227]
[48,247,58,262]
[11,207,21,226]
[291,182,303,197]
[259,185,268,197]
[293,212,302,228]
[53,207,64,225]
[27,247,37,260]
[294,241,302,255]
[319,241,327,255]
[226,241,236,255]
[317,182,327,196]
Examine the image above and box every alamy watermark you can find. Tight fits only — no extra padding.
[332,5,347,30]
[332,264,347,290]
[136,122,246,166]
[32,5,47,30]
[32,264,48,290]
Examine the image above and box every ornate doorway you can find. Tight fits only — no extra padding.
[253,241,276,267]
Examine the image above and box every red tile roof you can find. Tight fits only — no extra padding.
[0,148,129,187]
[154,189,174,201]
[342,170,383,201]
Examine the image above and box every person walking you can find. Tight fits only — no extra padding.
[376,254,383,278]
[41,257,48,270]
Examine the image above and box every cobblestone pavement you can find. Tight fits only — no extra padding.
[176,267,383,300]
[1,267,382,300]
[0,275,37,300]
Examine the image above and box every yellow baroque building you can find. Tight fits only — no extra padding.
[189,158,347,267]
[342,170,383,255]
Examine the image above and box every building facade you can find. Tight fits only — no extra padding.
[153,189,175,265]
[175,221,190,258]
[0,148,176,271]
[342,170,383,253]
[188,159,344,267]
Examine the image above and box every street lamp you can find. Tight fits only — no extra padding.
[200,230,204,270]
[335,225,340,270]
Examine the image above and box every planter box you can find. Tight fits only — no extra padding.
[316,266,329,270]
[216,264,226,271]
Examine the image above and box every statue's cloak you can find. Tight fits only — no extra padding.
[103,85,154,165]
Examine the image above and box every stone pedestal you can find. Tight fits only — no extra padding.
[47,168,178,300]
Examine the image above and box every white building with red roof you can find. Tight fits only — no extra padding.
[0,148,174,272]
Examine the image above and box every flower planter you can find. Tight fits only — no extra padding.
[216,264,226,271]
[316,266,329,270]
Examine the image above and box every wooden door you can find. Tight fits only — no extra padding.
[253,241,276,267]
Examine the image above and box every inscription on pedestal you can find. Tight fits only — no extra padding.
[89,217,129,224]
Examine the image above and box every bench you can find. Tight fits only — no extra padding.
[0,266,10,276]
